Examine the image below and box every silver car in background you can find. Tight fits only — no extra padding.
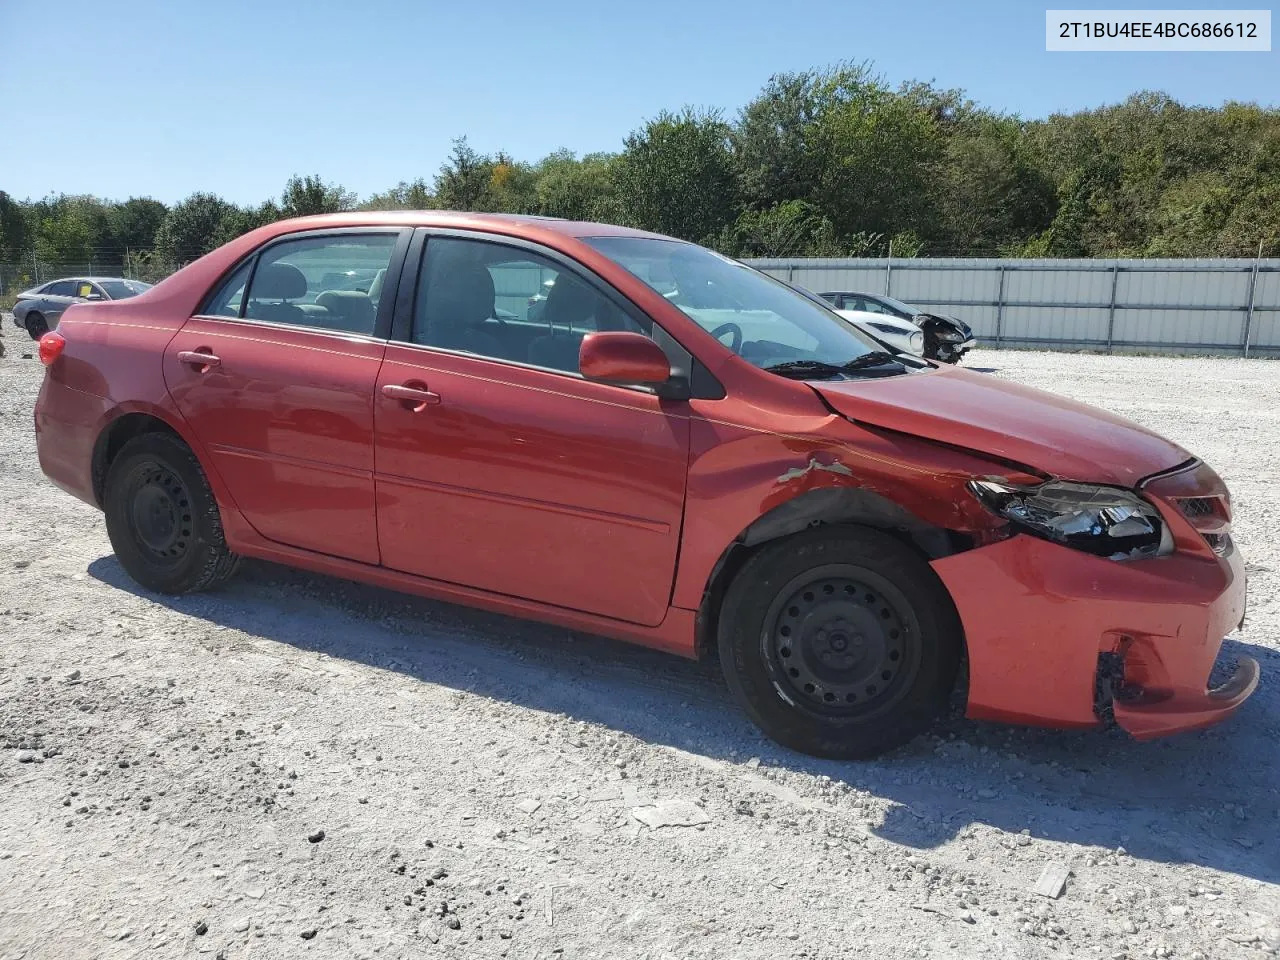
[12,277,152,339]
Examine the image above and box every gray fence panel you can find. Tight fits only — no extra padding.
[748,257,1280,357]
[1253,269,1280,348]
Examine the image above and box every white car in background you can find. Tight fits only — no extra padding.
[828,306,925,356]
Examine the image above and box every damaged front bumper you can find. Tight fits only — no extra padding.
[930,533,1253,739]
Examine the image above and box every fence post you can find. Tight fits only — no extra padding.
[994,265,1007,347]
[1105,264,1120,354]
[884,239,893,296]
[787,264,796,284]
[1242,240,1261,359]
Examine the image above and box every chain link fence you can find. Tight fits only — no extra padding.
[0,257,180,310]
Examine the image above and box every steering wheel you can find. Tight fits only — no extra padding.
[709,321,743,354]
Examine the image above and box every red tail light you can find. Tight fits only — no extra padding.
[38,332,66,366]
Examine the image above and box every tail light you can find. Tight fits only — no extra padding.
[38,331,66,366]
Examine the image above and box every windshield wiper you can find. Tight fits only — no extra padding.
[761,359,845,379]
[763,353,909,381]
[843,351,904,370]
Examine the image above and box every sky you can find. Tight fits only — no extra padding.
[1,0,1275,205]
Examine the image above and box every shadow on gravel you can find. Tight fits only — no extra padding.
[89,554,1279,887]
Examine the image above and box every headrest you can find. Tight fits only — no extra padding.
[428,261,494,327]
[543,274,598,328]
[254,262,307,300]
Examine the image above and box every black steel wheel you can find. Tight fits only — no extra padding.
[25,312,48,340]
[763,565,922,719]
[719,526,962,759]
[104,432,240,594]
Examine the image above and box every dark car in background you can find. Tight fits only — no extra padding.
[820,291,976,364]
[13,277,152,339]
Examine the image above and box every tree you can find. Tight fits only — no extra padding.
[153,193,240,263]
[612,109,740,242]
[280,175,355,217]
[713,200,844,257]
[934,117,1057,253]
[210,201,281,249]
[733,70,828,208]
[434,138,494,211]
[808,67,944,243]
[108,198,169,253]
[532,151,617,221]
[0,191,32,261]
[361,179,435,211]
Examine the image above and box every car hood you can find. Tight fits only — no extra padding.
[813,365,1191,486]
[835,310,918,334]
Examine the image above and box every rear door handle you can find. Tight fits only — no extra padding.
[177,350,221,370]
[382,383,441,410]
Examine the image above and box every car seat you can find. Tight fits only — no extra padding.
[419,261,504,358]
[246,262,308,325]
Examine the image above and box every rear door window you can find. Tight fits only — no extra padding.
[202,261,254,318]
[242,233,398,335]
[47,280,78,297]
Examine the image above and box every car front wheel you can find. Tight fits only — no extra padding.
[718,526,962,759]
[104,433,241,594]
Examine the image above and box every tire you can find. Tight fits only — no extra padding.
[103,432,241,594]
[718,526,962,760]
[25,312,48,340]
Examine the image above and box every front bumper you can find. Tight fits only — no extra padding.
[931,533,1252,738]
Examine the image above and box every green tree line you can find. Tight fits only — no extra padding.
[2,64,1277,277]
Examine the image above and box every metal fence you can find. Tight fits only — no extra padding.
[747,256,1280,357]
[6,255,1279,357]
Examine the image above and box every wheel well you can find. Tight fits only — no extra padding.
[91,414,184,507]
[693,487,973,661]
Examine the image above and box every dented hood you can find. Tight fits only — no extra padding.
[814,365,1191,486]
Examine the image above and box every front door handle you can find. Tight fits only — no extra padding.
[382,383,441,411]
[176,349,221,371]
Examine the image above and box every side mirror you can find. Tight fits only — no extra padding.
[579,332,672,386]
[85,293,105,301]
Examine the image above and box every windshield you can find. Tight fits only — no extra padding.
[98,279,152,299]
[872,294,923,318]
[584,237,895,374]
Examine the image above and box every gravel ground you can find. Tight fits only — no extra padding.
[1,329,1278,960]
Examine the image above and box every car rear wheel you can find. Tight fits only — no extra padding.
[718,526,962,759]
[104,433,241,594]
[25,312,48,340]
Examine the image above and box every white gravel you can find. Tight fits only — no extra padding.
[2,336,1278,959]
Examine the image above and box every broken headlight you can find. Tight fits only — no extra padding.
[969,480,1173,560]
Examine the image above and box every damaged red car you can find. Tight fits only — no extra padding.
[33,213,1257,758]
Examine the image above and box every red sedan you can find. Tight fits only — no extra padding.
[33,213,1257,758]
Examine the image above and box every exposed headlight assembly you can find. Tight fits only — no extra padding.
[908,330,924,353]
[969,479,1173,560]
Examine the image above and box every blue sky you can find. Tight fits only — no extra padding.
[1,0,1275,205]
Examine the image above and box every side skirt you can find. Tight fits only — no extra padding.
[221,509,698,659]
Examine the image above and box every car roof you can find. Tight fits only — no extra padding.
[42,276,141,284]
[252,211,674,242]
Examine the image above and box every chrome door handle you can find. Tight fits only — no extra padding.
[177,350,221,370]
[382,383,441,410]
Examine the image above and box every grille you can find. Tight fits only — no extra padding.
[1171,495,1231,556]
[1178,497,1216,519]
